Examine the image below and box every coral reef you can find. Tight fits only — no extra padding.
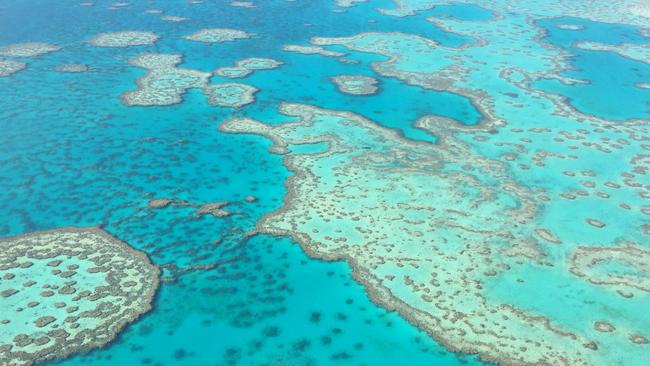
[331,75,379,95]
[204,83,258,108]
[184,28,252,43]
[0,227,159,366]
[0,43,61,58]
[215,57,282,78]
[88,31,159,47]
[121,53,211,106]
[0,59,26,77]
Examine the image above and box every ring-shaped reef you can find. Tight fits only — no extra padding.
[0,227,159,366]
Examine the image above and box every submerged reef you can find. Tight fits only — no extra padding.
[0,59,26,77]
[0,42,60,77]
[331,75,380,95]
[569,242,650,293]
[282,44,346,57]
[204,83,258,108]
[230,1,255,7]
[556,23,585,31]
[378,0,650,26]
[55,64,89,73]
[574,41,650,65]
[215,57,282,78]
[0,43,60,58]
[0,227,158,366]
[196,201,234,218]
[161,15,189,22]
[121,53,211,106]
[146,197,238,217]
[335,0,368,7]
[183,28,252,43]
[88,31,159,47]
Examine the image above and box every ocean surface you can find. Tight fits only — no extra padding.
[0,0,648,365]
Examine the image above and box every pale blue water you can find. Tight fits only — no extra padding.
[0,0,487,365]
[534,17,650,121]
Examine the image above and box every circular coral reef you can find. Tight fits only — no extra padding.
[0,227,159,366]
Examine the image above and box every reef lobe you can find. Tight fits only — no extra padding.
[0,227,159,366]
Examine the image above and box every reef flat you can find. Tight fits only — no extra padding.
[215,57,282,78]
[0,59,26,77]
[331,75,379,95]
[0,42,60,76]
[282,44,346,57]
[0,227,159,366]
[0,43,60,58]
[88,31,160,48]
[204,83,258,108]
[161,16,189,23]
[54,64,89,73]
[219,0,650,364]
[220,102,584,364]
[121,53,211,106]
[574,41,650,65]
[222,98,650,365]
[183,28,252,43]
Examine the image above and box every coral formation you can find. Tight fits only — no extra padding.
[0,59,26,77]
[204,83,258,108]
[331,75,379,95]
[215,57,282,78]
[282,44,346,57]
[0,43,61,58]
[0,227,159,366]
[184,28,252,43]
[121,53,211,106]
[55,64,89,73]
[88,31,159,47]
